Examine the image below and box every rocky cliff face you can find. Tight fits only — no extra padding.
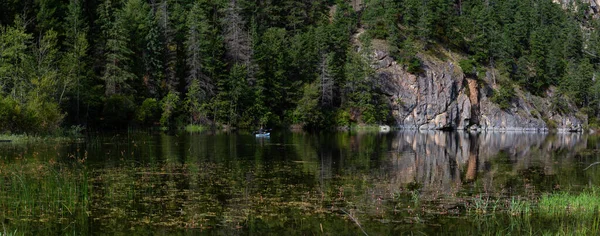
[554,0,600,15]
[370,47,586,132]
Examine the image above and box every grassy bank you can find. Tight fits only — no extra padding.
[184,124,208,133]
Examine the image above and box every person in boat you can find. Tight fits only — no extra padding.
[258,127,265,134]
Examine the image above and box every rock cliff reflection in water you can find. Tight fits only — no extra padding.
[0,131,597,235]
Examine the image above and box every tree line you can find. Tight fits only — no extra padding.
[1,0,600,134]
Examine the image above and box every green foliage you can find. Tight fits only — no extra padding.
[491,85,516,110]
[550,94,570,115]
[334,109,351,127]
[407,57,422,74]
[344,50,390,124]
[184,124,206,133]
[293,83,324,129]
[185,80,205,125]
[459,58,477,77]
[160,92,180,127]
[24,98,64,134]
[98,0,135,96]
[544,118,558,130]
[0,96,63,134]
[562,58,594,106]
[0,18,32,102]
[361,0,400,40]
[135,98,160,125]
[0,96,25,133]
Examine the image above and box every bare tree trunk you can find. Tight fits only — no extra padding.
[224,0,251,66]
[320,53,333,107]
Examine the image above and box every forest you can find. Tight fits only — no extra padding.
[1,0,600,133]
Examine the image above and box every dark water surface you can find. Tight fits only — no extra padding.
[1,131,599,235]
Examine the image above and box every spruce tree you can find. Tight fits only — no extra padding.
[98,0,134,96]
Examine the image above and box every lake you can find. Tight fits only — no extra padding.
[1,130,599,235]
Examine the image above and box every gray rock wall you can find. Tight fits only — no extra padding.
[371,50,586,132]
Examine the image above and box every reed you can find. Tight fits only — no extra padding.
[509,197,531,217]
[538,188,600,218]
[0,158,90,232]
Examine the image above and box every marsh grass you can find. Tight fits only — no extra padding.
[0,159,89,232]
[467,195,500,214]
[509,197,532,217]
[0,229,19,236]
[538,188,600,220]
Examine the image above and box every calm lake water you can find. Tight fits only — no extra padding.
[1,130,599,235]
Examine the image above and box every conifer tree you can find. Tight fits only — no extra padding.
[143,6,164,97]
[60,0,88,109]
[98,0,134,96]
[185,1,212,104]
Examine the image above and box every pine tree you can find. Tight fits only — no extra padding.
[143,7,164,97]
[98,0,135,96]
[34,0,60,33]
[122,0,152,84]
[60,0,88,111]
[185,1,212,100]
[255,27,289,123]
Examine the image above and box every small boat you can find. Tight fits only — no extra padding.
[379,125,391,133]
[255,132,270,138]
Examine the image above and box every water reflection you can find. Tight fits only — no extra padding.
[389,131,585,192]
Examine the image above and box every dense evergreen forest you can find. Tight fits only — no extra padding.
[2,0,600,133]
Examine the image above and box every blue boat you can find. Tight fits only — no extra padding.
[255,132,270,138]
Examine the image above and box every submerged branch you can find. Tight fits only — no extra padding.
[584,162,600,171]
[340,208,369,236]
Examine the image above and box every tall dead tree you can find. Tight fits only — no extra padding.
[319,53,334,107]
[223,0,251,66]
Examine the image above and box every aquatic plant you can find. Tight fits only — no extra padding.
[509,197,531,217]
[0,158,89,233]
[538,188,600,218]
[469,195,490,214]
[0,229,19,236]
